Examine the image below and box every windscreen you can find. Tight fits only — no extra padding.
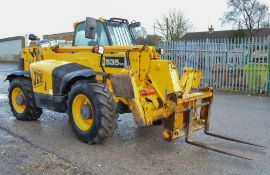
[73,22,109,46]
[106,22,133,46]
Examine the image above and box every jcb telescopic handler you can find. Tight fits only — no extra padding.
[7,17,265,160]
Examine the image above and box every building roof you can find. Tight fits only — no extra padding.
[181,28,270,41]
[0,36,25,43]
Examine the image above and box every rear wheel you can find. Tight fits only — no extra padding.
[68,80,118,144]
[153,119,163,125]
[8,78,42,121]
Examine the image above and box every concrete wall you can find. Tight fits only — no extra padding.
[0,36,25,62]
[0,55,19,62]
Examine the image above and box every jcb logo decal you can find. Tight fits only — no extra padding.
[33,70,43,87]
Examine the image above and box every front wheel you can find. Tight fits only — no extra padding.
[68,80,118,144]
[8,78,42,121]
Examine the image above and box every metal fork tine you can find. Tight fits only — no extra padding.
[204,102,266,148]
[205,131,266,148]
[186,139,253,160]
[185,106,254,160]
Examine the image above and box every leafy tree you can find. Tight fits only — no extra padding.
[221,0,269,37]
[155,9,192,41]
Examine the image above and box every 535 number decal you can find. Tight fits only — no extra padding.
[105,57,125,68]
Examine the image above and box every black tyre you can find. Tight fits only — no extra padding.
[8,78,42,121]
[67,80,118,144]
[153,119,163,125]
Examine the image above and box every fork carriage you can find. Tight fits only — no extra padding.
[162,68,265,160]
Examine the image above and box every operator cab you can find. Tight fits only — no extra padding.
[73,17,140,47]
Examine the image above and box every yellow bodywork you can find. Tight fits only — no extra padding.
[30,60,69,94]
[22,44,213,141]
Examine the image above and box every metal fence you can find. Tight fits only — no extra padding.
[160,37,270,95]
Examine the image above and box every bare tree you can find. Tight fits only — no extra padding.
[134,26,147,39]
[156,9,192,41]
[221,0,269,37]
[135,35,162,46]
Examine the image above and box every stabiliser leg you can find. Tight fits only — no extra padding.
[183,102,265,160]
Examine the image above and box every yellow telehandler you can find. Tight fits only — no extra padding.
[6,17,264,160]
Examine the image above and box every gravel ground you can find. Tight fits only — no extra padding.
[0,62,270,175]
[0,128,80,175]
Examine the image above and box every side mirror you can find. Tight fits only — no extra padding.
[129,22,141,29]
[85,17,96,39]
[29,33,38,41]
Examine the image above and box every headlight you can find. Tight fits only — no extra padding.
[92,45,104,55]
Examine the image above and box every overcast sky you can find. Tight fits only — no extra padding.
[1,0,270,39]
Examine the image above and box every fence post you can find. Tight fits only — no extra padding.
[245,37,249,93]
[236,37,240,91]
[258,37,262,93]
[252,37,255,94]
[232,37,236,90]
[262,36,267,95]
[240,37,244,92]
[266,35,270,93]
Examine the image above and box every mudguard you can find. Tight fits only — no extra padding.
[5,71,30,82]
[52,63,106,95]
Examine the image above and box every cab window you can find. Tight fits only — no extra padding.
[106,22,133,46]
[73,22,109,46]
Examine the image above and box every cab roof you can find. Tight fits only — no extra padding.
[73,17,129,29]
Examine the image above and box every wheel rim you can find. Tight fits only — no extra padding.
[11,87,26,113]
[72,94,94,131]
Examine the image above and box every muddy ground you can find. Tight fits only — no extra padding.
[0,62,269,175]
